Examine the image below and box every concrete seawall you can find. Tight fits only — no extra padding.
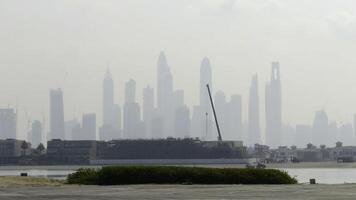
[90,158,256,165]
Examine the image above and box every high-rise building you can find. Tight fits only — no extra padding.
[198,57,213,139]
[123,79,143,139]
[112,104,121,134]
[191,105,204,139]
[103,69,114,126]
[312,110,329,145]
[143,85,154,138]
[0,109,17,139]
[265,62,282,147]
[173,90,184,109]
[49,89,65,140]
[338,123,354,146]
[214,91,228,139]
[151,108,164,139]
[156,51,174,138]
[174,105,191,138]
[65,119,79,140]
[248,74,261,145]
[100,69,121,141]
[30,120,42,147]
[295,124,312,147]
[157,52,173,111]
[82,113,96,140]
[125,79,136,104]
[353,114,356,139]
[200,57,213,113]
[228,95,243,140]
[328,121,338,145]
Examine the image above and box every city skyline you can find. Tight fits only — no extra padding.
[1,52,356,148]
[1,1,356,140]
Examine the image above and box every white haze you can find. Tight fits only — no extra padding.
[0,0,356,139]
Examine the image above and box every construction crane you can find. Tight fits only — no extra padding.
[206,84,222,142]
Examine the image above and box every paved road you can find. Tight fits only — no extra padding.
[0,184,356,200]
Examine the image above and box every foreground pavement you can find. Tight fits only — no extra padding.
[0,184,356,200]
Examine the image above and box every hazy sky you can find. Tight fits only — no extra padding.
[0,0,356,138]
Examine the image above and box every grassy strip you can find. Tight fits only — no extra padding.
[0,176,64,187]
[67,166,297,185]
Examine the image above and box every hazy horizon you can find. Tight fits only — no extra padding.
[1,0,356,139]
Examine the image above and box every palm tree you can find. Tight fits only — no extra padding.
[36,143,45,154]
[21,141,29,156]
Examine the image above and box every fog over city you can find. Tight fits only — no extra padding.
[1,0,356,147]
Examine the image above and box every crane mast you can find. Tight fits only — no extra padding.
[206,84,222,142]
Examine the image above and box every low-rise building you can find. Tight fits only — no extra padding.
[46,140,99,164]
[0,139,30,164]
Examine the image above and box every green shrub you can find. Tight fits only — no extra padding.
[67,166,297,185]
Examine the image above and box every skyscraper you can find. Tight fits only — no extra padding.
[312,110,329,145]
[199,57,213,139]
[65,119,80,140]
[82,113,96,140]
[157,51,173,112]
[100,69,121,141]
[174,105,191,138]
[228,95,243,140]
[248,74,261,145]
[0,108,17,139]
[112,104,121,134]
[123,79,143,139]
[103,69,114,126]
[49,89,65,140]
[338,123,354,146]
[214,91,228,139]
[30,120,42,147]
[156,51,174,137]
[265,62,282,147]
[200,57,213,111]
[143,85,154,138]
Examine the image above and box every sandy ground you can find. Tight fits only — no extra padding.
[0,184,355,200]
[0,177,63,187]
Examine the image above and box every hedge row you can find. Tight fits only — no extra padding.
[67,166,297,185]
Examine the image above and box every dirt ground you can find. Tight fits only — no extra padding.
[0,184,355,200]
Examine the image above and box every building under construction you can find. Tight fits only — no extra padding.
[45,138,246,165]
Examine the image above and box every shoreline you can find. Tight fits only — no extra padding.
[0,161,355,170]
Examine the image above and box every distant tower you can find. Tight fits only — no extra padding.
[65,118,79,140]
[199,57,213,139]
[248,74,261,145]
[0,108,17,139]
[143,85,154,138]
[112,104,121,134]
[228,95,243,140]
[265,62,282,147]
[49,89,65,140]
[123,79,143,139]
[214,91,228,139]
[103,69,114,126]
[125,79,136,104]
[31,120,42,147]
[157,52,173,111]
[312,110,329,146]
[82,113,96,140]
[174,106,191,138]
[156,51,174,137]
[353,114,356,138]
[173,90,191,138]
[100,69,121,141]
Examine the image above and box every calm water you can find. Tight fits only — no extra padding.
[281,168,356,184]
[0,169,75,179]
[1,168,356,184]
